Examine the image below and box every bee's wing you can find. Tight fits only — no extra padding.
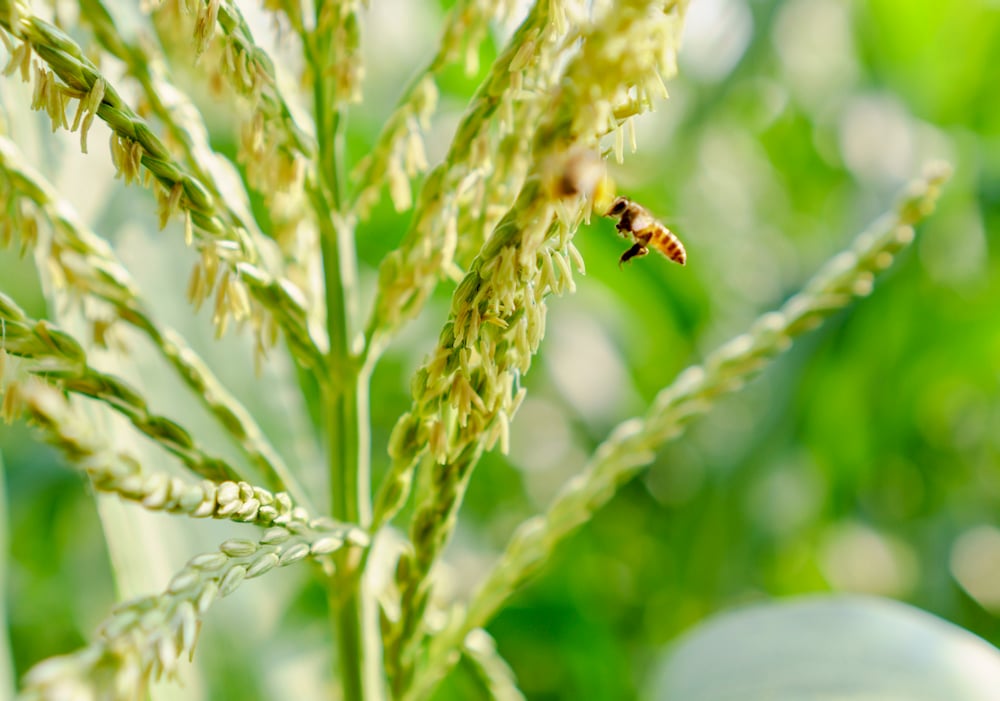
[628,207,656,232]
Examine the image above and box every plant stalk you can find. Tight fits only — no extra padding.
[0,455,14,701]
[309,10,376,699]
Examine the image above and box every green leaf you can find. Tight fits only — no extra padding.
[652,595,1000,701]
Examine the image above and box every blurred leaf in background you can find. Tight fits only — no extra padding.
[651,596,1000,700]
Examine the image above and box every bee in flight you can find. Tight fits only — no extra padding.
[604,196,687,267]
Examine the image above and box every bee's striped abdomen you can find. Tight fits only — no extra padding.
[648,227,687,266]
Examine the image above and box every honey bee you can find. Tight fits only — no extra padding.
[604,196,687,267]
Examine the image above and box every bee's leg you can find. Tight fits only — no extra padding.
[615,210,635,238]
[619,243,648,267]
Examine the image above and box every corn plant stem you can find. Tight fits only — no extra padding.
[321,222,374,701]
[0,456,13,701]
[307,11,374,699]
[318,111,370,701]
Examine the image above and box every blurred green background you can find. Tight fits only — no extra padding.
[2,0,1000,699]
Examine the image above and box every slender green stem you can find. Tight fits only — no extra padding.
[0,455,14,701]
[307,6,375,698]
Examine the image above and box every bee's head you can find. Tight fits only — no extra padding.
[606,197,629,217]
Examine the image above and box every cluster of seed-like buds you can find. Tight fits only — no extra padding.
[155,0,313,247]
[1,377,369,699]
[365,1,585,357]
[1,365,295,532]
[1,16,324,371]
[353,74,437,217]
[20,525,369,701]
[378,0,686,528]
[351,0,524,219]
